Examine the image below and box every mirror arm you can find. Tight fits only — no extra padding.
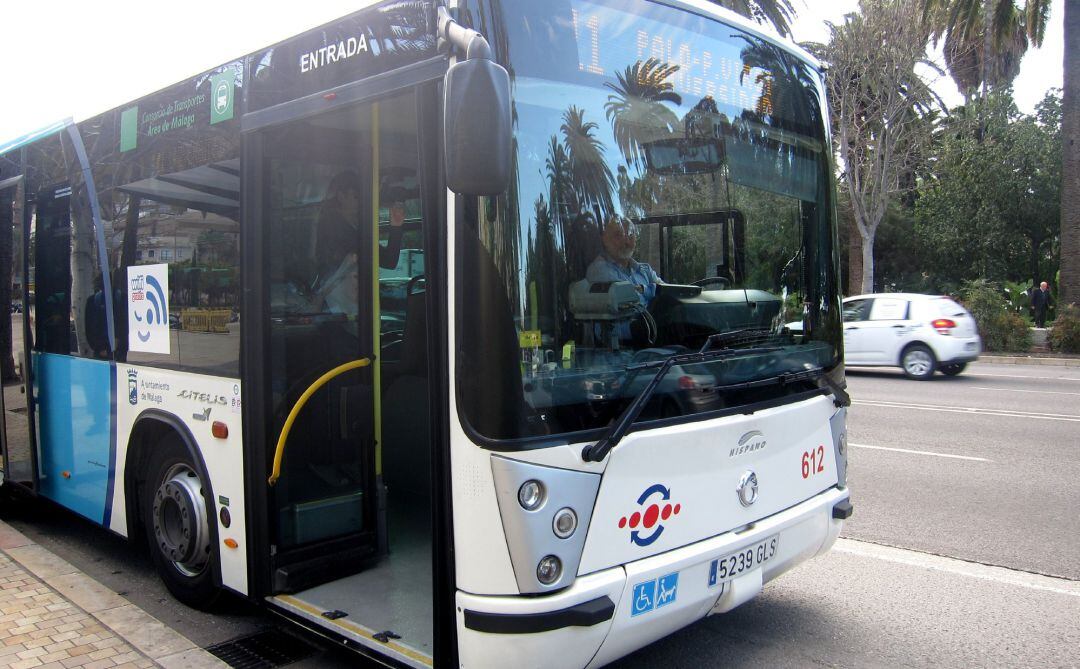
[438,5,493,62]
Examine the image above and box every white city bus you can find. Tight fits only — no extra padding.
[0,0,851,665]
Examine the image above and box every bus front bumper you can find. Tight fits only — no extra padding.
[456,485,850,668]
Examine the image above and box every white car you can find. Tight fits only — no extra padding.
[842,293,981,379]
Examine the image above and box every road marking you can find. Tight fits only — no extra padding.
[848,443,992,462]
[970,386,1080,396]
[853,399,1080,422]
[834,538,1080,598]
[966,372,1080,382]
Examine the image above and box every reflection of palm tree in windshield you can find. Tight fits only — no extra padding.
[545,135,575,216]
[560,106,616,219]
[603,58,683,167]
[736,37,821,134]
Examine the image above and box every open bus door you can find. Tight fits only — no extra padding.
[0,176,40,494]
[245,85,439,667]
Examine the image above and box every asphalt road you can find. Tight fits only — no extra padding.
[2,361,1078,667]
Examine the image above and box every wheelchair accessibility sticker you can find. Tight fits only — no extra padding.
[630,572,679,617]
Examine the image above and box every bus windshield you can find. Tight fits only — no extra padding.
[458,0,842,443]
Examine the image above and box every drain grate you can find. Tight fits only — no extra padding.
[206,629,319,669]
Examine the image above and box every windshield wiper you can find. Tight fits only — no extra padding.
[813,367,850,407]
[581,344,783,462]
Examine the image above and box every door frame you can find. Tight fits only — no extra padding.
[1,171,41,494]
[240,64,456,663]
[1,172,39,492]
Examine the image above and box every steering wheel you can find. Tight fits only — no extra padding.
[692,276,730,290]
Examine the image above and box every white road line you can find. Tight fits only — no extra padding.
[833,538,1080,599]
[966,372,1080,382]
[970,386,1080,396]
[848,443,992,462]
[852,399,1080,422]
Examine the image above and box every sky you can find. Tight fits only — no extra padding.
[0,0,1065,145]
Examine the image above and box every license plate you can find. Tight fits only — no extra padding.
[708,535,779,587]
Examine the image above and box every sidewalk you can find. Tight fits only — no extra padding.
[978,353,1080,367]
[0,520,226,669]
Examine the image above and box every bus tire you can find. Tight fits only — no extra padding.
[143,433,219,610]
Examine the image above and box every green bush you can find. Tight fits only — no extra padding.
[1003,281,1033,324]
[1048,304,1080,353]
[959,280,1032,352]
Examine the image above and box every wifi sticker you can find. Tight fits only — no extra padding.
[128,263,171,354]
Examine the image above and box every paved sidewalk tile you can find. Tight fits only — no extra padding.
[0,518,228,669]
[0,551,155,669]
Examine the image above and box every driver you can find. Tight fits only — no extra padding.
[586,215,662,308]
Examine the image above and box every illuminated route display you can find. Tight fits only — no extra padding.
[568,0,774,118]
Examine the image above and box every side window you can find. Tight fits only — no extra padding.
[842,299,870,322]
[111,185,240,376]
[33,187,75,355]
[112,183,241,376]
[29,137,111,361]
[869,298,909,321]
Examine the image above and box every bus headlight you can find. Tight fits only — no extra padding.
[552,507,578,539]
[536,556,562,585]
[491,456,601,593]
[518,480,545,511]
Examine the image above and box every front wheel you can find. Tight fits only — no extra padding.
[940,362,967,376]
[143,434,219,609]
[901,344,936,380]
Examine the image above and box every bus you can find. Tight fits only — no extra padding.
[0,0,851,666]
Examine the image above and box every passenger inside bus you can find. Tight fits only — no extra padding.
[313,169,405,292]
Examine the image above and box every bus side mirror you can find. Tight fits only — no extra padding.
[443,58,512,196]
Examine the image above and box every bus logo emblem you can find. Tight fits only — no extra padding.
[618,483,681,547]
[737,470,759,507]
[128,370,138,405]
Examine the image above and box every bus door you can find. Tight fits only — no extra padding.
[252,88,435,664]
[1,178,38,492]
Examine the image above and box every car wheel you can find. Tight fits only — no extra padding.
[143,434,219,610]
[901,344,936,380]
[940,363,966,376]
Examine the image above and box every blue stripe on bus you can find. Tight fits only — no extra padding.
[103,363,118,527]
[34,353,113,524]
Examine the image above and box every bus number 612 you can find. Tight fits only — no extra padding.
[801,445,825,479]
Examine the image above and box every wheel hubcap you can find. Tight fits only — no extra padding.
[904,350,932,376]
[152,464,210,577]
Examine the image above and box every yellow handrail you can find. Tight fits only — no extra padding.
[268,358,371,486]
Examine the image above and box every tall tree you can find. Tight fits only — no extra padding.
[923,0,1051,101]
[813,0,938,294]
[915,92,1060,287]
[1061,0,1079,305]
[706,0,797,37]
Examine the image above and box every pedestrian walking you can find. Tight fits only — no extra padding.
[1032,281,1053,328]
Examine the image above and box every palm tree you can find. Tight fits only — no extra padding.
[560,106,616,217]
[1061,0,1078,305]
[923,0,1051,102]
[705,0,798,37]
[603,58,682,167]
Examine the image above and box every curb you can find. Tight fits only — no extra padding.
[0,519,227,669]
[976,355,1080,367]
